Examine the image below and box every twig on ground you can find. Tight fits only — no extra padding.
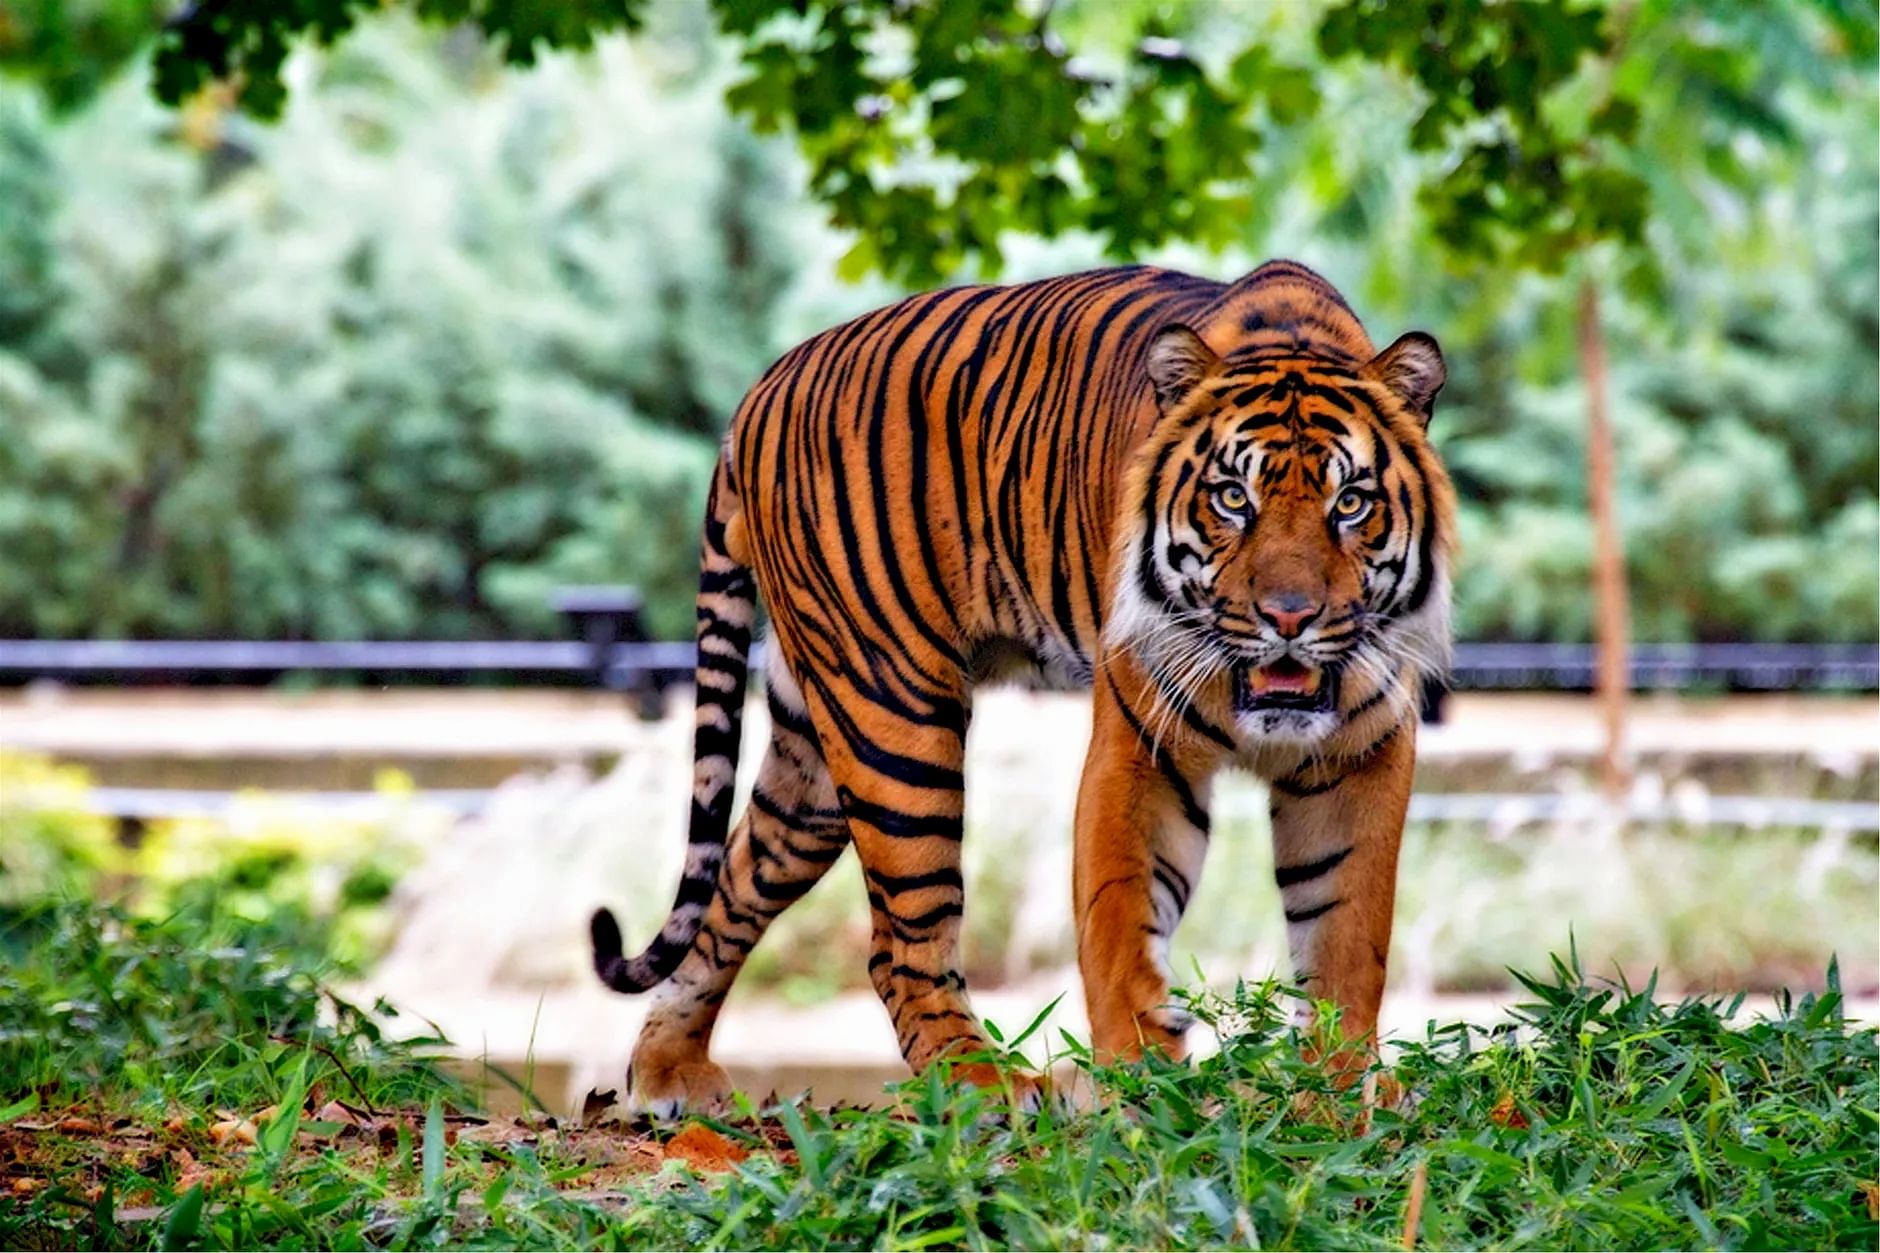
[270,1034,380,1119]
[1402,1158,1428,1250]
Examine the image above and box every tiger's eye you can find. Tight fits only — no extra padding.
[1334,488,1371,520]
[1217,484,1249,513]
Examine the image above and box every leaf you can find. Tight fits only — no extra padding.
[1078,1123,1112,1207]
[774,1102,821,1185]
[310,1100,368,1131]
[207,1116,257,1147]
[421,1100,446,1199]
[1005,992,1066,1052]
[0,1093,41,1123]
[579,1087,618,1127]
[159,1183,204,1250]
[261,1066,308,1160]
[1489,1091,1530,1130]
[1635,1056,1699,1121]
[664,1122,752,1174]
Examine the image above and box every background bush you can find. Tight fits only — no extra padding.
[0,12,1872,644]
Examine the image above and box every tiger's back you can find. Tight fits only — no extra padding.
[727,262,1377,685]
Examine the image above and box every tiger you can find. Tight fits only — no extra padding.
[590,258,1455,1115]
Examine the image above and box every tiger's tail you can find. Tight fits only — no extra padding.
[590,458,754,994]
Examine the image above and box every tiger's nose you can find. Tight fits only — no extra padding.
[1256,593,1322,639]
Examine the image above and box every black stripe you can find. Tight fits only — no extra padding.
[749,792,847,842]
[1344,680,1394,721]
[890,900,965,932]
[1105,673,1210,831]
[836,786,962,840]
[1285,898,1344,924]
[698,567,756,597]
[1271,771,1346,798]
[766,689,818,739]
[1274,846,1352,888]
[1151,862,1190,913]
[868,866,965,895]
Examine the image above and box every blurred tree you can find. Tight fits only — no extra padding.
[0,23,802,641]
[0,0,1607,284]
[1313,1,1874,789]
[0,4,1871,652]
[0,0,166,110]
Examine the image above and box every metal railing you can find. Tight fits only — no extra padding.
[1444,642,1878,692]
[0,589,1872,700]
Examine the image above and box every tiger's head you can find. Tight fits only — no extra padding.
[1109,324,1456,747]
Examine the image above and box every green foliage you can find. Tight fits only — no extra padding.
[10,0,1867,289]
[714,0,1310,282]
[1320,0,1636,270]
[0,755,121,905]
[0,10,1873,643]
[113,0,1324,283]
[0,21,828,641]
[0,0,166,111]
[635,965,1876,1251]
[0,895,456,1115]
[146,0,647,119]
[1432,79,1880,641]
[3,907,1874,1249]
[1321,2,1875,278]
[0,749,436,968]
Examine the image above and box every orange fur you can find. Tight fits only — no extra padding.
[590,261,1455,1113]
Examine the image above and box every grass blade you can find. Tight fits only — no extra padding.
[422,1099,446,1201]
[159,1184,204,1251]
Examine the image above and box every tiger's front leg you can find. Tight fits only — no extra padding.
[1074,664,1220,1064]
[1266,720,1415,1072]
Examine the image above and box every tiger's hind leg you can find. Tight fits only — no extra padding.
[788,659,1043,1108]
[626,660,849,1117]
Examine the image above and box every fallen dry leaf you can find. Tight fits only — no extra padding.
[11,1177,44,1195]
[663,1124,749,1173]
[312,1101,369,1131]
[173,1146,213,1192]
[1488,1092,1529,1131]
[581,1089,621,1128]
[56,1117,103,1135]
[1401,1160,1428,1250]
[1857,1180,1878,1221]
[457,1119,541,1148]
[208,1117,257,1147]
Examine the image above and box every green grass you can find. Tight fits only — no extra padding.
[3,896,1875,1250]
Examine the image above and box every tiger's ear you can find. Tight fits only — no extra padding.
[1146,325,1224,410]
[1368,332,1446,425]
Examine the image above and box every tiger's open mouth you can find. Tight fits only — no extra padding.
[1234,656,1335,714]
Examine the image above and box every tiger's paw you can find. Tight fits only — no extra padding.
[932,1059,1051,1115]
[626,1052,735,1121]
[1093,1003,1195,1067]
[1289,1060,1407,1131]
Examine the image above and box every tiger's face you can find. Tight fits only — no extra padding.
[1110,325,1455,747]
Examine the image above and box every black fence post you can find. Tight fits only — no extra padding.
[1420,680,1448,724]
[550,586,665,718]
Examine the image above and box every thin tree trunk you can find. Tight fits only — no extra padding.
[1577,274,1630,799]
